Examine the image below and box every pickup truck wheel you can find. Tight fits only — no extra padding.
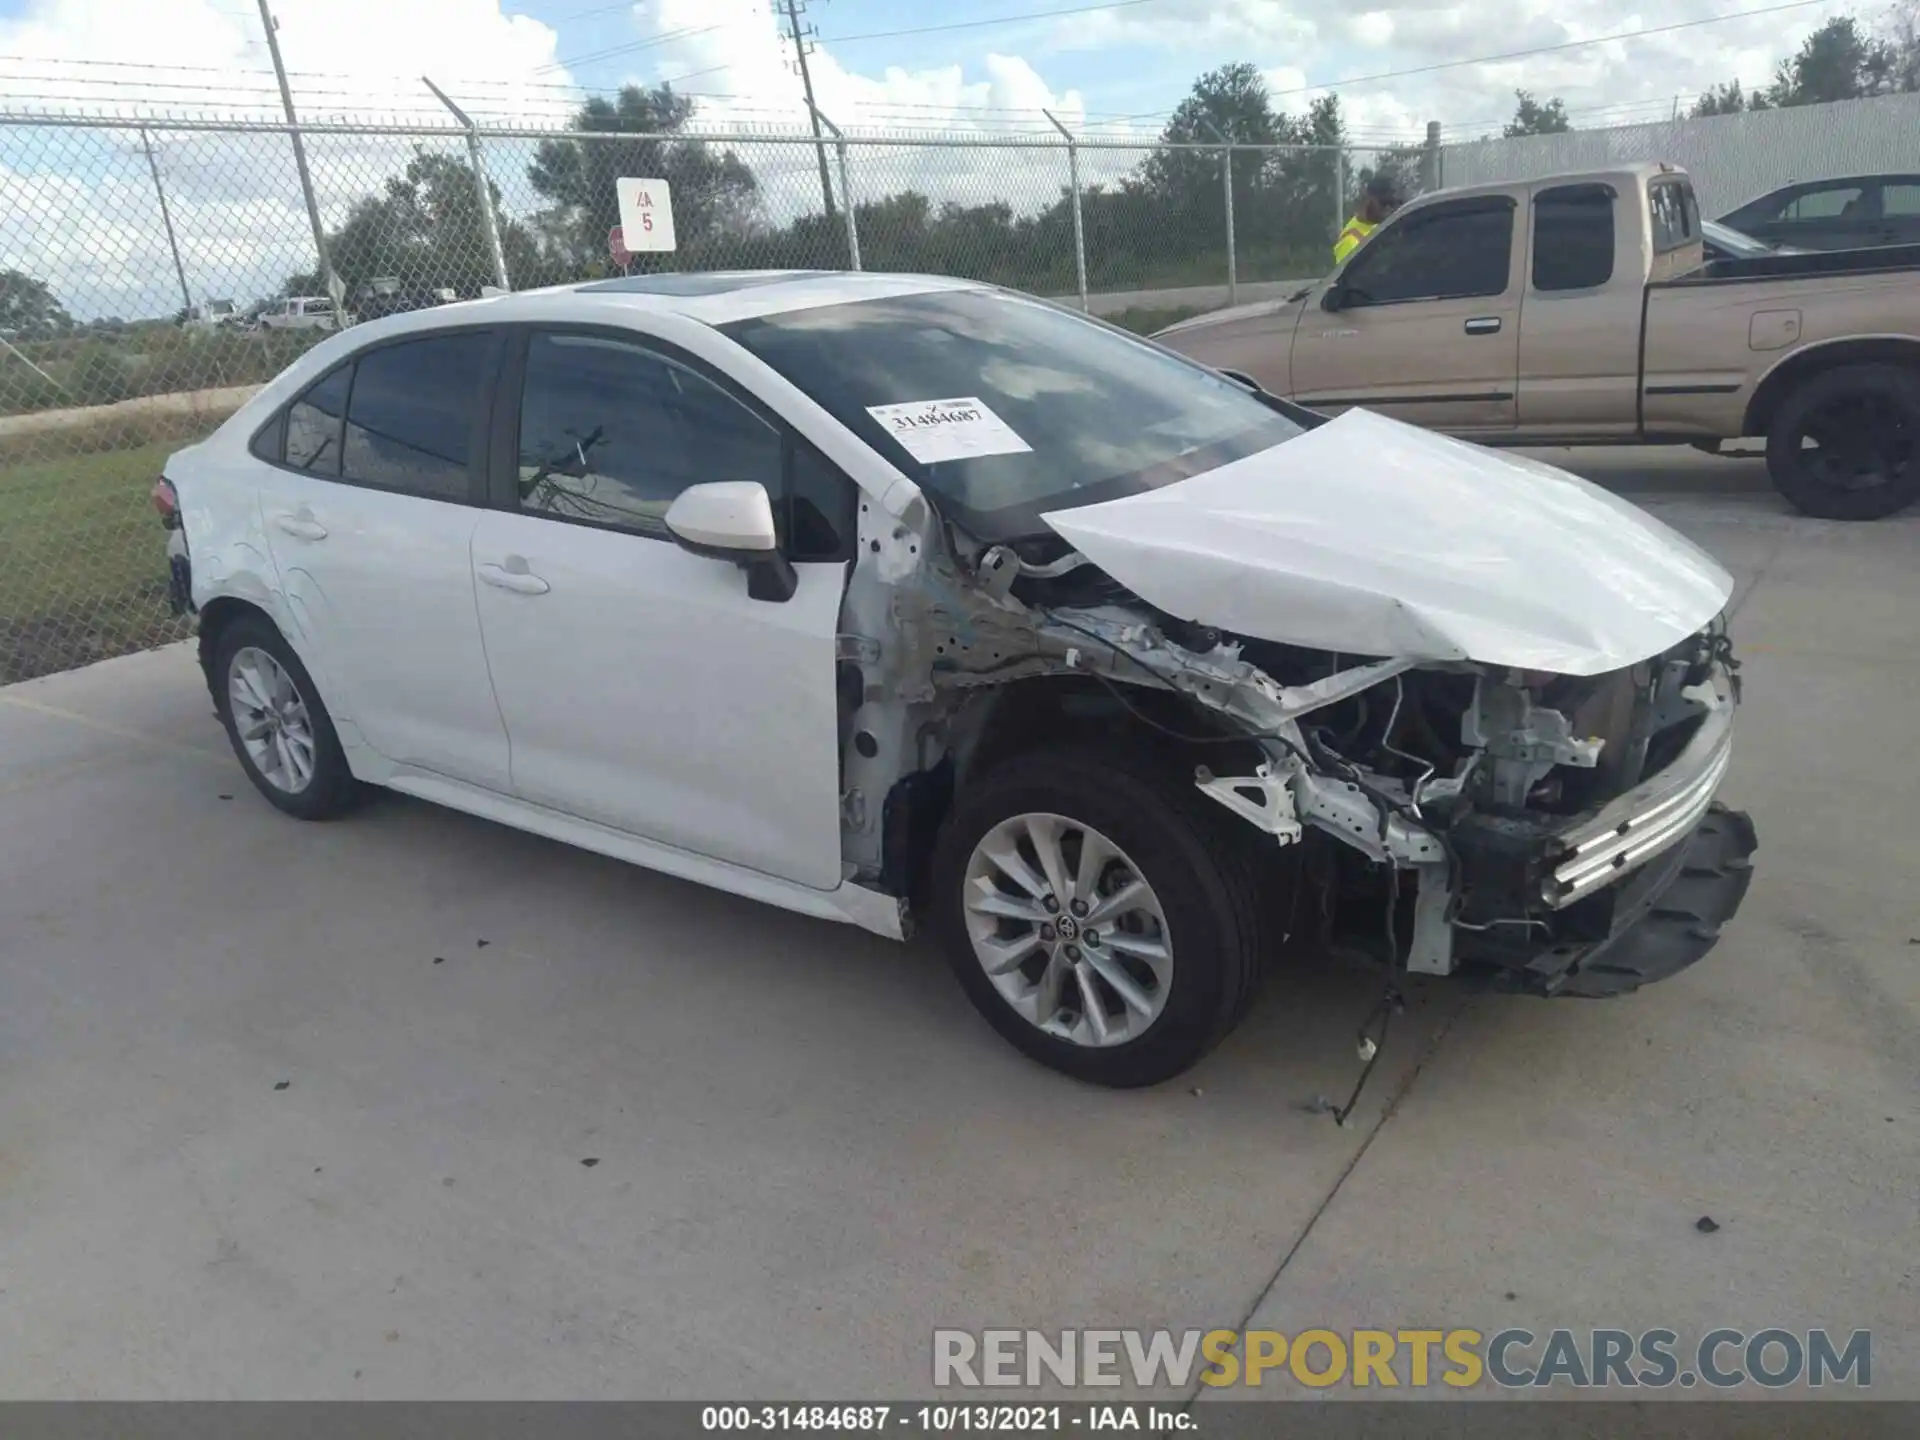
[929,745,1263,1088]
[1765,364,1920,519]
[213,615,361,820]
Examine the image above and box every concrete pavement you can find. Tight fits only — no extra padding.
[1,449,1914,1401]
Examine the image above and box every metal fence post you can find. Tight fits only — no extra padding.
[1044,110,1088,311]
[1199,119,1236,305]
[1335,148,1348,245]
[425,76,511,292]
[810,105,860,270]
[256,0,343,314]
[139,126,193,316]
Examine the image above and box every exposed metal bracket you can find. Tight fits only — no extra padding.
[835,634,881,664]
[1406,864,1455,975]
[1194,764,1303,845]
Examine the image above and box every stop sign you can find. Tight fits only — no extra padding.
[608,225,631,266]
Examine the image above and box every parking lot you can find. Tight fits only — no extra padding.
[1,449,1915,1401]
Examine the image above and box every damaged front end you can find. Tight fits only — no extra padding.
[836,512,1755,999]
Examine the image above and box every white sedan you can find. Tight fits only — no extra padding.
[156,271,1756,1086]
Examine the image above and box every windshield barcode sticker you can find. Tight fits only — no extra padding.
[864,397,1033,464]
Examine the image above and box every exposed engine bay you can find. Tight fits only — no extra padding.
[834,504,1753,1001]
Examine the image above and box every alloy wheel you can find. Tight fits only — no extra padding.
[228,646,317,794]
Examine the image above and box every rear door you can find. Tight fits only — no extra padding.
[1289,195,1521,433]
[1515,181,1641,437]
[255,329,512,790]
[469,327,853,889]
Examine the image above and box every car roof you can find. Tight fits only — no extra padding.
[345,270,989,343]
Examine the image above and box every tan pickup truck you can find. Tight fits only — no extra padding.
[1157,162,1920,519]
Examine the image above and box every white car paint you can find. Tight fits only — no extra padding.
[1042,407,1734,677]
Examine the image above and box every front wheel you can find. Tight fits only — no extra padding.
[1765,364,1920,520]
[929,746,1264,1087]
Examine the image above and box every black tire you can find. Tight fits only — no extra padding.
[212,614,362,820]
[928,745,1264,1088]
[1765,363,1920,520]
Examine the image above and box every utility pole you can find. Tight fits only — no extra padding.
[139,127,193,317]
[780,0,836,219]
[256,0,343,312]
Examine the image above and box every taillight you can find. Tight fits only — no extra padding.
[151,477,181,528]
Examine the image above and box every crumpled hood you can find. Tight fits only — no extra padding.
[1040,409,1734,677]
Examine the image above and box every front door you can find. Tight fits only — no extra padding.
[471,328,852,890]
[1290,195,1521,434]
[257,330,512,791]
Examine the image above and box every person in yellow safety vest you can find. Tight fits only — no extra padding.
[1334,174,1404,265]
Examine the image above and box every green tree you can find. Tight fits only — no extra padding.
[1504,91,1571,137]
[1691,80,1757,116]
[0,269,73,337]
[324,149,539,297]
[525,85,758,272]
[1764,16,1897,105]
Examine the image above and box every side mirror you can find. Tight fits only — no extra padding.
[664,481,797,603]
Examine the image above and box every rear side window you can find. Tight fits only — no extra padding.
[341,332,491,501]
[1649,180,1700,253]
[1342,199,1514,305]
[284,363,351,475]
[1881,183,1920,216]
[1532,184,1615,290]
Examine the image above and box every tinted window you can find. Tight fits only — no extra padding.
[341,333,490,501]
[1532,185,1615,290]
[788,440,855,561]
[1649,181,1700,252]
[516,332,782,538]
[1343,201,1514,304]
[723,290,1302,542]
[1786,184,1865,220]
[1881,183,1920,216]
[285,363,350,475]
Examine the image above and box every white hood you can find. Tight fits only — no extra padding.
[1040,409,1734,677]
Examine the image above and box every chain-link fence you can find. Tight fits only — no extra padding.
[1,108,1376,684]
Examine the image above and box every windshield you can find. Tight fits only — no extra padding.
[722,289,1302,539]
[1702,219,1773,258]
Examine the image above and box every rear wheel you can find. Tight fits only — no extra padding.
[1765,364,1920,520]
[212,615,361,820]
[929,746,1264,1087]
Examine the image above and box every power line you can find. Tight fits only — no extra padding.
[818,0,1168,46]
[1268,0,1846,99]
[541,22,725,73]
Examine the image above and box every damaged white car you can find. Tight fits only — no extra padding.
[156,272,1757,1087]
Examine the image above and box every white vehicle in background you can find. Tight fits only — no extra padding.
[152,272,1757,1087]
[257,295,343,332]
[181,298,239,330]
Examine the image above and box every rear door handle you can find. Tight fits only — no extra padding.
[1464,317,1502,335]
[478,559,550,596]
[273,509,327,540]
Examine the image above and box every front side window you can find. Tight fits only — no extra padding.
[723,289,1301,540]
[1784,183,1866,220]
[515,332,783,538]
[284,362,351,475]
[1532,184,1615,290]
[341,332,491,501]
[1342,200,1515,305]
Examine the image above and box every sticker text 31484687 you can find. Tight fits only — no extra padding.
[864,397,1033,464]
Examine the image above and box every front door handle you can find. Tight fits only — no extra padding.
[478,559,550,596]
[1464,316,1502,335]
[273,509,327,540]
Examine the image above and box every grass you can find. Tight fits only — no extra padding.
[0,437,196,683]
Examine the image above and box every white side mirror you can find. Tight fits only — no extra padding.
[663,481,795,603]
[664,481,778,554]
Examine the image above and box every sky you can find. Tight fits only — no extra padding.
[0,0,1876,144]
[0,0,1884,319]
